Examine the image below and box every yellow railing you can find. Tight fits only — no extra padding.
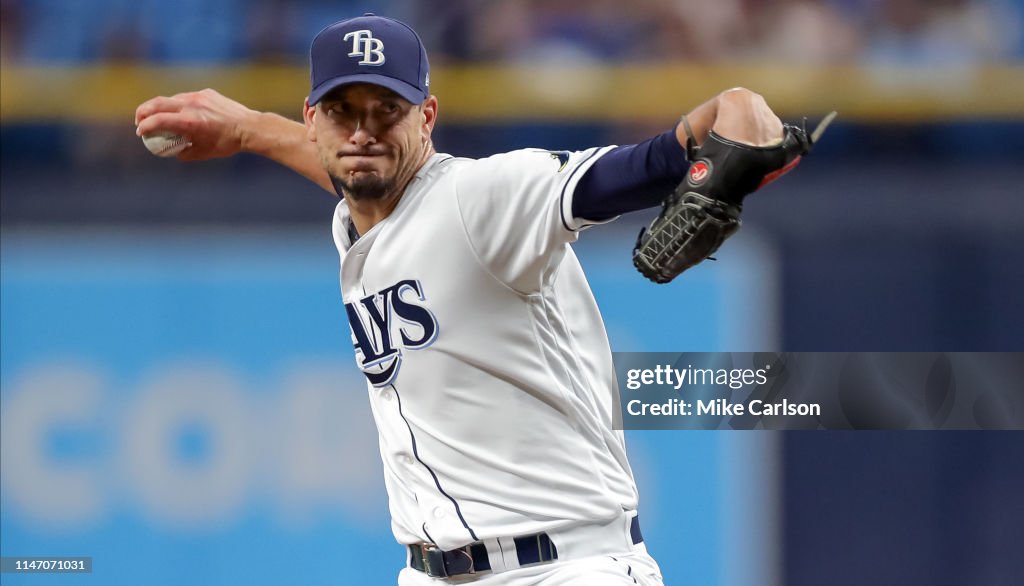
[2,64,1023,123]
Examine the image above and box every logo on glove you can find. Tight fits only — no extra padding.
[687,160,712,187]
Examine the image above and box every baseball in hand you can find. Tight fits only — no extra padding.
[141,131,191,157]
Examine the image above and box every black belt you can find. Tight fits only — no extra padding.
[409,515,643,578]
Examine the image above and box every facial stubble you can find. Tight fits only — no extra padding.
[328,171,397,201]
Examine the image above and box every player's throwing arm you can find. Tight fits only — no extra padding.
[134,89,335,193]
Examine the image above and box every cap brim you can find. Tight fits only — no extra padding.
[309,73,426,106]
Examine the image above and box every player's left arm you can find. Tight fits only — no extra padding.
[572,87,787,222]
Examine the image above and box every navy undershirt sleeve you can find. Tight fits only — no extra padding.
[572,128,690,222]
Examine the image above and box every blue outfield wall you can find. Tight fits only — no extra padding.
[0,227,779,585]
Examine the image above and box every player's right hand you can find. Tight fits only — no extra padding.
[134,89,259,161]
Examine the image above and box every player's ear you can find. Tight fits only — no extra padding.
[421,96,438,135]
[302,97,317,142]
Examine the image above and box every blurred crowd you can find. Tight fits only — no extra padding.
[1,0,1021,66]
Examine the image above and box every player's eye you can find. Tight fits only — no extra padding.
[326,102,351,117]
[379,102,400,115]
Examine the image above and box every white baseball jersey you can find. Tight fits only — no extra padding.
[331,147,639,552]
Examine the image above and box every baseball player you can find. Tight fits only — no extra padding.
[135,14,820,585]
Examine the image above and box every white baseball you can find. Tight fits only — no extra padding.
[141,131,191,157]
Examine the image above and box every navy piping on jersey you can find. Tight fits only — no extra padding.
[353,282,476,542]
[609,556,639,584]
[392,383,479,542]
[558,148,606,232]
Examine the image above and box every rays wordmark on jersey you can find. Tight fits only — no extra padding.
[345,279,439,387]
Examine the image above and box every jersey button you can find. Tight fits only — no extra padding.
[400,454,413,466]
[432,507,446,519]
[382,389,394,401]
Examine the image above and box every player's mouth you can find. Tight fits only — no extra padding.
[339,147,389,158]
[343,152,388,167]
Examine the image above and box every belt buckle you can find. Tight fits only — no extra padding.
[420,543,476,578]
[420,544,447,578]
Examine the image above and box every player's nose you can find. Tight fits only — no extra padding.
[348,118,377,146]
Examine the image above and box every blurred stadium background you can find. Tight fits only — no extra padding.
[1,0,1022,584]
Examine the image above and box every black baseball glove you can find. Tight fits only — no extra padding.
[632,111,837,284]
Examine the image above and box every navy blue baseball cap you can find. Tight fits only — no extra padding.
[309,14,430,106]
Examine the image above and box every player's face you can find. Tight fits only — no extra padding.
[306,84,436,201]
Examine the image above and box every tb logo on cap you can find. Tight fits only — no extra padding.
[344,30,385,65]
